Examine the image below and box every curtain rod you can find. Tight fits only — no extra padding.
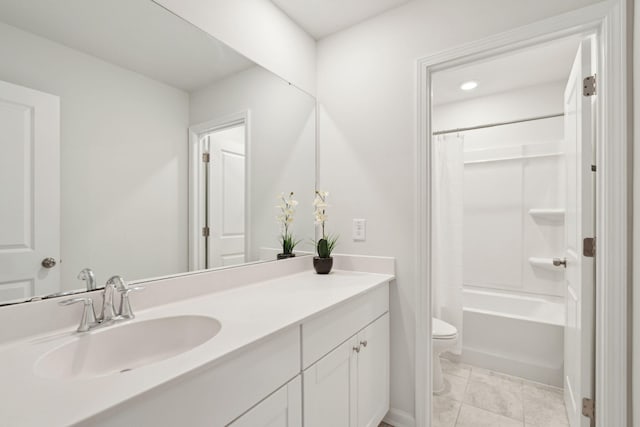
[432,112,564,136]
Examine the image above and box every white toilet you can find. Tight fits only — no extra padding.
[432,317,458,394]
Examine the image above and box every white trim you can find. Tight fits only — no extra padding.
[188,110,251,270]
[383,407,416,427]
[415,2,629,426]
[594,1,629,426]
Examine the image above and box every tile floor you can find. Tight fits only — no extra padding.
[378,359,568,427]
[432,358,569,427]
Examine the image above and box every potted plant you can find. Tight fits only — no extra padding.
[276,192,300,259]
[313,190,338,274]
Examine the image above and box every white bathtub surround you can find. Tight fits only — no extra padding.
[455,288,564,387]
[0,254,394,426]
[432,134,464,353]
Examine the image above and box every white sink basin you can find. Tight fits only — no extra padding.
[34,315,221,380]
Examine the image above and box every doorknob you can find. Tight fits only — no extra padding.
[552,258,567,268]
[41,257,57,268]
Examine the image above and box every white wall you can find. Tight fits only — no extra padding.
[435,82,565,298]
[153,0,316,96]
[190,66,316,260]
[633,0,639,425]
[0,22,190,289]
[316,0,604,422]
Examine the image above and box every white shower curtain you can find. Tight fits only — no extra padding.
[432,134,464,354]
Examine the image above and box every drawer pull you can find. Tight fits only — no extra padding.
[360,340,368,348]
[353,346,361,353]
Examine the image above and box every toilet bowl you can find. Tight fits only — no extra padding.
[432,318,458,394]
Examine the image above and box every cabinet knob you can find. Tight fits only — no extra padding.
[360,340,368,348]
[353,345,361,353]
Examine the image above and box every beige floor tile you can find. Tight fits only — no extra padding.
[440,358,472,380]
[437,373,469,402]
[432,395,462,427]
[455,404,522,427]
[464,374,523,421]
[523,381,569,427]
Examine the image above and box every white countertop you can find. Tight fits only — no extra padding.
[0,269,393,426]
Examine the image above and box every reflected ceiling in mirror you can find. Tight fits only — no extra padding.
[0,0,316,305]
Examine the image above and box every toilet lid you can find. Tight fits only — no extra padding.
[433,318,457,338]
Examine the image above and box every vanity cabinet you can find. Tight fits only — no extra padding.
[79,282,390,427]
[303,313,389,427]
[229,376,302,427]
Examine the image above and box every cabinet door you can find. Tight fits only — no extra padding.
[303,337,358,427]
[357,313,390,427]
[229,376,302,427]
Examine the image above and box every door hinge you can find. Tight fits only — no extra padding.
[202,226,210,237]
[591,165,597,172]
[583,75,596,96]
[582,398,595,421]
[202,152,210,163]
[583,237,596,258]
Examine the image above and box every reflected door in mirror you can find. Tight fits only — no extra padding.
[201,124,247,269]
[0,80,60,301]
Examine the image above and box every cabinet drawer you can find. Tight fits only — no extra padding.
[302,283,388,369]
[82,326,300,427]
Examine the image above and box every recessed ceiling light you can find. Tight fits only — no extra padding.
[460,81,478,91]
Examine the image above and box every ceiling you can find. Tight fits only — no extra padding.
[271,0,413,39]
[0,0,254,92]
[432,36,582,105]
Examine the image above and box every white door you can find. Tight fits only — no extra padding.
[206,125,246,268]
[229,376,302,427]
[0,80,60,302]
[357,313,390,427]
[563,38,595,427]
[303,336,358,427]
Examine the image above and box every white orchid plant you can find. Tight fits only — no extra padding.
[313,190,338,258]
[276,192,300,255]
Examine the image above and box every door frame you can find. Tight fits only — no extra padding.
[414,2,629,427]
[188,110,251,271]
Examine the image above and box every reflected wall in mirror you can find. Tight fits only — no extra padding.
[0,0,316,305]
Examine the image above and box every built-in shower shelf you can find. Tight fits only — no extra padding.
[528,208,565,223]
[529,257,564,271]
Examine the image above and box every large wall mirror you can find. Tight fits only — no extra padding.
[0,0,316,305]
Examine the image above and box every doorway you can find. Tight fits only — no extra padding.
[189,113,249,271]
[428,34,595,427]
[415,4,629,427]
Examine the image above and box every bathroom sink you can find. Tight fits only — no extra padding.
[34,315,221,380]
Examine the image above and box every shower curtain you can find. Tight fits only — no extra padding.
[432,134,464,354]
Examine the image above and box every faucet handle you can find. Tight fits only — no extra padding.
[105,275,128,292]
[59,297,97,332]
[118,286,144,319]
[77,268,97,291]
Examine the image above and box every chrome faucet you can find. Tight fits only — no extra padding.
[99,275,121,323]
[77,268,97,291]
[60,275,143,332]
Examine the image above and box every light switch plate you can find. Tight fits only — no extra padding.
[352,219,366,241]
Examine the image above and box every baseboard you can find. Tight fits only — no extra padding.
[383,408,415,427]
[454,346,563,388]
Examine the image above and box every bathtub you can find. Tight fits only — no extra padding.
[452,288,565,387]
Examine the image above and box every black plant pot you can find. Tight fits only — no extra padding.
[313,256,333,274]
[277,253,296,260]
